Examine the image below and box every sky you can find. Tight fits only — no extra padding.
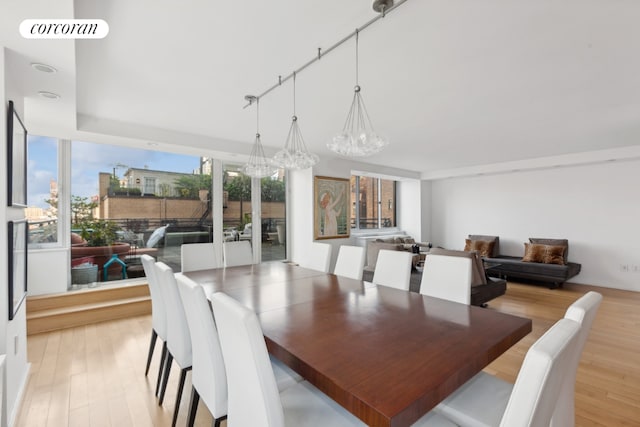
[27,136,202,209]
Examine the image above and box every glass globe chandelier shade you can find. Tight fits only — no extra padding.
[327,85,388,157]
[242,132,278,178]
[273,72,319,170]
[327,29,388,157]
[242,97,278,178]
[273,115,319,169]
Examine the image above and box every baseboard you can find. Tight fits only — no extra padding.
[6,362,30,427]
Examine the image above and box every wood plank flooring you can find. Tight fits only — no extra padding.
[15,281,640,427]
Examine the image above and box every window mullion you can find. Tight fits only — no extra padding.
[355,176,360,230]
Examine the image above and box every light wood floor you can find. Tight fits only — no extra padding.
[15,282,640,427]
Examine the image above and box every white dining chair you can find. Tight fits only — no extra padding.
[175,273,228,427]
[551,291,602,427]
[154,262,192,427]
[424,317,581,427]
[174,274,304,427]
[419,254,473,305]
[372,249,413,290]
[299,242,332,273]
[210,292,369,427]
[141,254,167,396]
[223,240,253,267]
[333,245,366,280]
[181,242,220,272]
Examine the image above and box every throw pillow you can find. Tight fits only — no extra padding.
[464,239,495,258]
[542,245,566,265]
[522,243,545,263]
[522,243,566,265]
[529,238,568,264]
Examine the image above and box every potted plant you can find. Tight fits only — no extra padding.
[71,217,130,282]
[79,218,120,247]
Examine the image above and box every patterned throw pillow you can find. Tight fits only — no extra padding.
[464,239,495,258]
[522,243,566,265]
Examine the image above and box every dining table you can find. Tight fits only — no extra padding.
[183,261,532,427]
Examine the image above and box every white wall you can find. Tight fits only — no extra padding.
[429,160,640,291]
[28,250,69,295]
[397,179,421,241]
[2,48,30,427]
[420,180,432,243]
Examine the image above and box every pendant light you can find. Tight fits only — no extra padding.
[273,72,319,170]
[327,29,388,157]
[242,96,278,178]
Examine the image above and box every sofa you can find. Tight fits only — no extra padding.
[364,236,431,272]
[428,247,507,306]
[465,235,581,289]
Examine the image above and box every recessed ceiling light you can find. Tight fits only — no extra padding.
[31,63,57,73]
[38,91,60,100]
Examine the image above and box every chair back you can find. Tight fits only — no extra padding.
[141,254,166,340]
[300,242,332,273]
[154,262,192,367]
[181,242,220,272]
[223,241,253,267]
[429,247,487,285]
[333,245,366,280]
[175,274,228,419]
[372,250,413,290]
[500,318,580,427]
[211,292,285,427]
[419,254,472,304]
[551,291,602,427]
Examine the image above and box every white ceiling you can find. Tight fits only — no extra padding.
[4,0,640,178]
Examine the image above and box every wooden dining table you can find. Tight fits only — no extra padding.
[183,262,532,427]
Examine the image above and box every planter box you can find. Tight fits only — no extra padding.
[71,264,98,285]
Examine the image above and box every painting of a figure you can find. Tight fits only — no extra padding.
[314,176,350,239]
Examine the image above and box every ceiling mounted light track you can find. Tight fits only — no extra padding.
[242,0,408,108]
[372,0,394,15]
[241,0,407,164]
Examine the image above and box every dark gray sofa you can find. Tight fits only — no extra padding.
[468,235,581,289]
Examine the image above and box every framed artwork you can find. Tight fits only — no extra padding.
[8,219,28,320]
[7,100,28,207]
[314,176,350,240]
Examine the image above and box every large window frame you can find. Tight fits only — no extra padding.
[27,138,288,278]
[351,174,397,231]
[25,136,70,249]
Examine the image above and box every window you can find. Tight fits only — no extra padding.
[70,140,212,282]
[143,177,156,195]
[261,169,286,262]
[221,164,286,262]
[350,175,396,230]
[26,135,59,246]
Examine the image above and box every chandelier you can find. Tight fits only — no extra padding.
[273,72,319,170]
[327,29,388,157]
[241,96,278,178]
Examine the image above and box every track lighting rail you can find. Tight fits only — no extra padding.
[243,0,408,108]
